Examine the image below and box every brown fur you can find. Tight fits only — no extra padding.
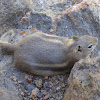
[0,32,98,76]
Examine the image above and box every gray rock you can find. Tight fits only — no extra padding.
[0,71,21,100]
[56,0,100,37]
[70,0,83,4]
[0,0,29,34]
[64,57,100,100]
[18,13,52,34]
[0,87,20,100]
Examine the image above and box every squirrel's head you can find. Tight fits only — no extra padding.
[72,35,98,61]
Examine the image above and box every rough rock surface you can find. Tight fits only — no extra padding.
[70,0,83,4]
[0,87,20,100]
[0,0,31,34]
[0,0,99,100]
[64,57,100,100]
[0,55,21,100]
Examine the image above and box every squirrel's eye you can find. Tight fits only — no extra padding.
[88,45,92,48]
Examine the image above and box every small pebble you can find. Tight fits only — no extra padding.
[41,90,47,95]
[43,94,50,100]
[27,78,32,83]
[10,76,17,81]
[18,81,23,84]
[21,92,24,96]
[10,76,13,80]
[26,12,30,16]
[37,92,42,98]
[21,17,28,23]
[10,76,16,79]
[24,74,28,79]
[24,90,28,96]
[56,86,61,90]
[35,79,43,88]
[13,82,18,85]
[22,97,27,100]
[43,76,48,80]
[50,28,55,33]
[30,88,39,98]
[28,26,32,29]
[50,98,54,100]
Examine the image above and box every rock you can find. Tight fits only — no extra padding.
[43,94,50,100]
[0,87,21,100]
[24,74,29,79]
[19,12,52,34]
[30,88,39,98]
[10,76,17,82]
[10,76,17,80]
[21,92,24,96]
[56,86,61,91]
[65,0,100,35]
[0,0,30,34]
[35,79,43,88]
[23,97,27,100]
[64,57,100,100]
[18,81,23,84]
[71,0,83,4]
[37,92,42,98]
[0,72,21,100]
[26,0,66,9]
[43,76,48,80]
[27,77,32,83]
[0,0,65,34]
[24,90,28,96]
[0,54,21,100]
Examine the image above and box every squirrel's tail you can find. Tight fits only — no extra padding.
[0,42,16,55]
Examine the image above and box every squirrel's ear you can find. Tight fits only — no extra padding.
[72,36,79,41]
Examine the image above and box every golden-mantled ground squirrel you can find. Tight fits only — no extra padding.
[0,32,98,76]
